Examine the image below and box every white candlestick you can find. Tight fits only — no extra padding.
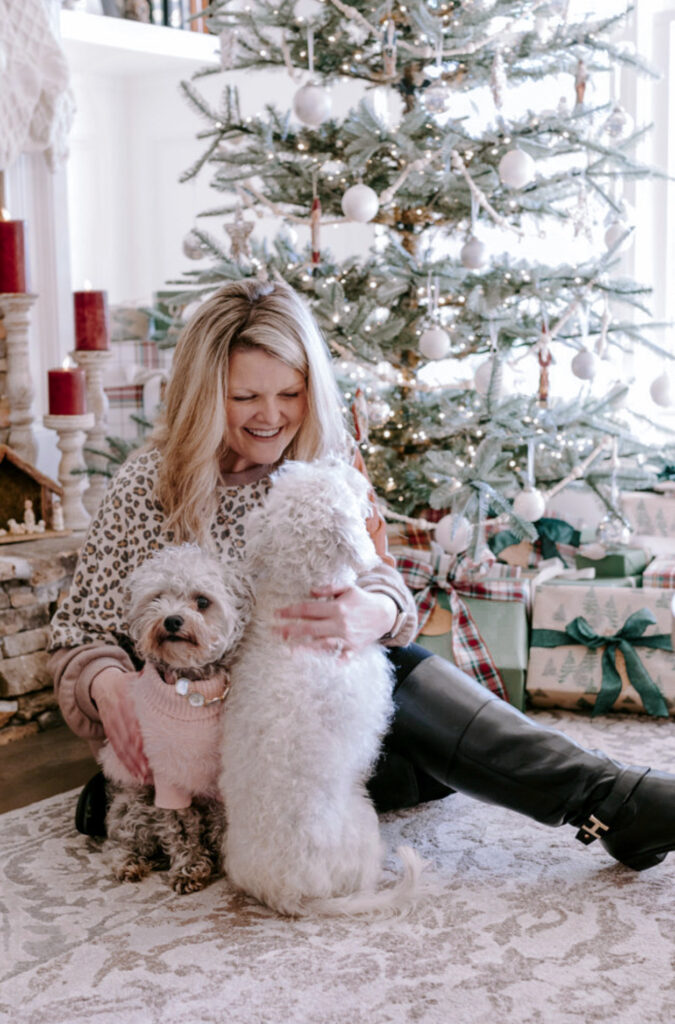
[2,293,38,464]
[43,413,95,531]
[72,349,114,516]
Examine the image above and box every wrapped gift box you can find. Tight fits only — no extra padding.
[527,584,674,717]
[574,546,652,579]
[622,491,675,556]
[395,548,529,710]
[488,518,592,570]
[642,557,675,590]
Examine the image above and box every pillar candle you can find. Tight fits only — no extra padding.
[48,367,87,416]
[74,290,110,350]
[0,219,27,293]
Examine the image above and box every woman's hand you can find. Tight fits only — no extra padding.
[90,668,151,783]
[274,585,397,656]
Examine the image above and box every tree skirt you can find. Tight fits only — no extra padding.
[2,710,675,1024]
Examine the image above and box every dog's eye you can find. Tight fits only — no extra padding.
[195,596,211,611]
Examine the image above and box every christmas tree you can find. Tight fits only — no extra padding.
[168,0,675,554]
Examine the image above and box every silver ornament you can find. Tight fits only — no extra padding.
[182,231,207,260]
[225,208,254,262]
[595,514,631,547]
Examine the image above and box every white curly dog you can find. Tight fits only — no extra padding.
[219,458,426,916]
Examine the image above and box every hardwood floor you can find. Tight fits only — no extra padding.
[0,725,98,813]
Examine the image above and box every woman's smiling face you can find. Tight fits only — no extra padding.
[224,347,308,472]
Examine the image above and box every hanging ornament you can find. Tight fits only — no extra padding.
[596,514,631,547]
[605,102,632,140]
[294,0,324,20]
[534,13,553,44]
[350,387,369,443]
[423,31,449,114]
[574,58,587,108]
[474,356,503,398]
[536,323,554,407]
[293,82,331,126]
[557,95,571,120]
[490,49,506,110]
[182,230,207,260]
[435,514,473,555]
[293,27,331,127]
[219,29,238,70]
[225,207,254,262]
[367,398,392,428]
[498,149,535,189]
[571,348,597,381]
[460,235,487,270]
[650,372,673,408]
[513,486,546,523]
[382,16,397,78]
[419,325,450,360]
[341,183,379,223]
[310,173,321,268]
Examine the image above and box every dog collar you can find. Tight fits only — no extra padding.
[174,676,231,707]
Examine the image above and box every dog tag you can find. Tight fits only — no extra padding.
[188,692,206,707]
[175,678,190,696]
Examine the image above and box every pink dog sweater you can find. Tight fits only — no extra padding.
[99,663,227,810]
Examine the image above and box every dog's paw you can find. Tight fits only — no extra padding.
[114,857,152,883]
[168,862,215,894]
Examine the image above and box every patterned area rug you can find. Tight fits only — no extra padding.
[2,710,675,1024]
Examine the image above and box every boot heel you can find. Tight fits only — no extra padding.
[612,849,667,872]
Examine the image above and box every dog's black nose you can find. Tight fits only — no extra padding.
[163,615,184,634]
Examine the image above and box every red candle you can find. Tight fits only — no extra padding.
[0,219,27,293]
[74,290,110,350]
[48,367,87,416]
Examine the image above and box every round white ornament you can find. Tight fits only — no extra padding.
[293,82,332,127]
[571,348,597,381]
[474,356,503,398]
[650,372,673,407]
[513,486,546,522]
[419,325,450,360]
[460,236,487,270]
[341,183,379,223]
[182,230,206,260]
[498,149,536,189]
[435,514,473,554]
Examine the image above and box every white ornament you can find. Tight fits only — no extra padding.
[650,372,673,408]
[293,82,332,127]
[341,184,379,223]
[513,487,546,523]
[571,348,597,381]
[474,356,503,398]
[498,149,535,189]
[435,514,473,554]
[424,79,449,114]
[182,230,206,260]
[419,325,450,360]
[460,236,487,270]
[294,0,323,19]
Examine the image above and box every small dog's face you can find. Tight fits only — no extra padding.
[126,545,247,671]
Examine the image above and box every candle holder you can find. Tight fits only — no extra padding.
[72,348,115,516]
[1,293,38,464]
[43,412,95,531]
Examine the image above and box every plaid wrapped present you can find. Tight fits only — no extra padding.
[642,557,675,590]
[385,509,443,551]
[395,547,529,709]
[103,384,146,442]
[527,584,674,717]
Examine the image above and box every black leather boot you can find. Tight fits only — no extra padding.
[390,648,674,871]
[75,771,108,838]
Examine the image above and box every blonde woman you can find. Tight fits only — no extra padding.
[50,279,675,872]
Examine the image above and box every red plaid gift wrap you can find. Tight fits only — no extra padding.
[642,557,675,590]
[395,547,529,709]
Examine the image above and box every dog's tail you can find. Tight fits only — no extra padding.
[294,845,431,918]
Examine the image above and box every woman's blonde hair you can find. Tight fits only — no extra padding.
[151,278,349,542]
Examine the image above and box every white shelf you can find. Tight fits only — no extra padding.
[59,9,220,76]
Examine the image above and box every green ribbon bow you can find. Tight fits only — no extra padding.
[489,517,581,562]
[531,608,671,718]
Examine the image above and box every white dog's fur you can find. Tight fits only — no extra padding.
[99,544,248,893]
[219,458,426,916]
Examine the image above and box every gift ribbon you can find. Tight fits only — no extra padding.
[488,517,581,562]
[396,551,528,702]
[531,608,671,718]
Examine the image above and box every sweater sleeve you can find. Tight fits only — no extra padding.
[351,449,418,647]
[48,643,135,741]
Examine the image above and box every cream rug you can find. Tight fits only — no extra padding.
[1,710,675,1024]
